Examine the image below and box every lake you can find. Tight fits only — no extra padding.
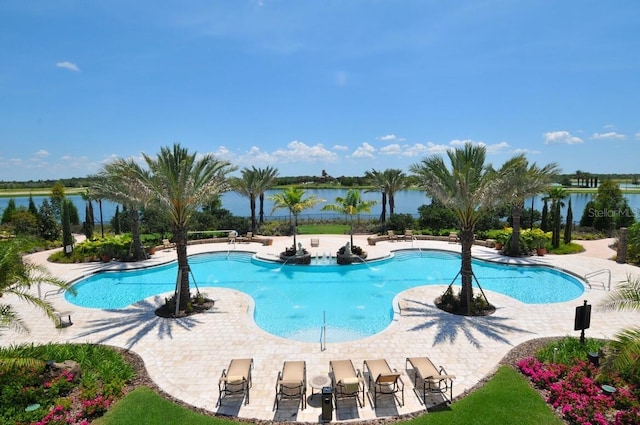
[1,189,639,226]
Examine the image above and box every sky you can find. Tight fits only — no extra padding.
[1,1,639,182]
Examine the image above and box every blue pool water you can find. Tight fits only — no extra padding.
[66,250,585,342]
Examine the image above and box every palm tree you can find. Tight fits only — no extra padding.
[365,169,387,223]
[410,142,505,315]
[256,166,279,225]
[365,168,409,224]
[322,189,376,248]
[231,168,260,233]
[499,155,559,256]
[91,158,149,261]
[383,168,410,216]
[0,240,73,335]
[599,275,640,383]
[268,187,323,250]
[101,144,236,312]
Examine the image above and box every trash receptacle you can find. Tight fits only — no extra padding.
[321,386,332,422]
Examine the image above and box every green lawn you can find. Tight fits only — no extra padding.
[94,366,561,425]
[297,223,350,234]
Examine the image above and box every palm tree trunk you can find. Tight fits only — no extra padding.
[389,194,395,215]
[250,195,257,233]
[129,208,146,261]
[459,228,474,315]
[174,225,191,312]
[509,203,523,256]
[259,194,265,224]
[380,193,387,223]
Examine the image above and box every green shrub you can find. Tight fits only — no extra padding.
[536,336,606,365]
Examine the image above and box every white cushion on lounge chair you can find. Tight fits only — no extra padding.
[342,377,359,393]
[226,375,245,384]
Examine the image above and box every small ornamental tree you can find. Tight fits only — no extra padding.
[61,199,74,255]
[1,198,16,224]
[38,199,60,241]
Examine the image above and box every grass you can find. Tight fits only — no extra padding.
[404,366,563,425]
[297,223,350,234]
[92,366,561,425]
[92,387,238,425]
[548,242,586,255]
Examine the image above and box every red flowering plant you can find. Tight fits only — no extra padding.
[516,357,568,390]
[518,356,640,425]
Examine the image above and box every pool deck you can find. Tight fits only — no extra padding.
[2,235,639,422]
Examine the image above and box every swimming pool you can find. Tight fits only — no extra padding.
[66,250,585,342]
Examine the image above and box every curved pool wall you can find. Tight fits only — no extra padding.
[65,250,585,342]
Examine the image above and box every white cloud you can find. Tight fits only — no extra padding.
[483,141,510,154]
[332,144,349,151]
[56,61,81,72]
[591,131,626,141]
[379,143,433,157]
[513,147,542,155]
[34,149,49,158]
[542,131,583,145]
[226,141,339,168]
[636,132,640,140]
[349,142,376,159]
[377,134,406,142]
[379,144,402,155]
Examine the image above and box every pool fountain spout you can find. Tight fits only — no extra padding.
[336,242,368,265]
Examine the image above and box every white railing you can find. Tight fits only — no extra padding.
[584,269,611,291]
[320,311,327,351]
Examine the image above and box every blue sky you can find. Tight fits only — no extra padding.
[1,1,639,182]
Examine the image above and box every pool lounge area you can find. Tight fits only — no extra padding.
[2,235,639,422]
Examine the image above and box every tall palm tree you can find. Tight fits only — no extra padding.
[0,240,73,335]
[322,189,376,247]
[256,166,279,224]
[268,187,323,250]
[365,168,409,224]
[91,159,149,261]
[599,275,640,383]
[410,143,505,315]
[499,155,559,256]
[383,168,410,216]
[101,144,236,312]
[365,169,387,223]
[231,168,260,233]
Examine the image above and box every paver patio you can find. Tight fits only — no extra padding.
[1,235,638,422]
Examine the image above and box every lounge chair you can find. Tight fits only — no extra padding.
[162,239,175,250]
[330,359,365,408]
[448,232,459,244]
[387,230,397,242]
[363,359,404,407]
[217,358,253,406]
[406,357,455,405]
[274,360,307,410]
[243,232,253,243]
[403,229,414,242]
[310,238,319,247]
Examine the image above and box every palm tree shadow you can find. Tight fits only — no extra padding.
[74,295,220,349]
[400,298,533,348]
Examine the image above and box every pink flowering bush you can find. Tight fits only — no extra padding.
[516,357,567,389]
[518,357,640,425]
[80,395,112,418]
